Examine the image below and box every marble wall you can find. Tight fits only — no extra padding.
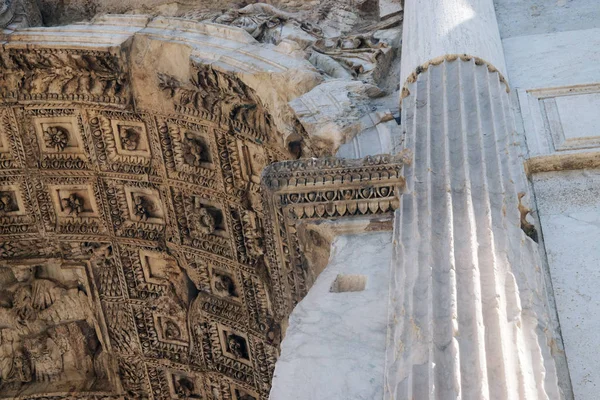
[269,232,393,400]
[497,2,600,397]
[533,170,600,400]
[493,0,600,39]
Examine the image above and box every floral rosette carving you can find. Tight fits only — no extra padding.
[61,193,84,216]
[43,126,69,152]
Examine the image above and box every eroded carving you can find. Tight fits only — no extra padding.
[0,39,399,397]
[183,132,210,167]
[0,191,18,215]
[117,125,141,152]
[191,3,322,44]
[0,262,113,397]
[312,34,390,78]
[0,50,129,104]
[209,267,240,302]
[0,0,41,29]
[192,3,398,82]
[158,65,276,144]
[60,192,85,216]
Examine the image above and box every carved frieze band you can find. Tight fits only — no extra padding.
[261,154,406,318]
[0,48,129,106]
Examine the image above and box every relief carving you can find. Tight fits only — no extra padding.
[0,45,394,398]
[218,324,252,365]
[0,50,129,104]
[0,0,41,29]
[262,155,406,317]
[232,386,259,400]
[191,197,225,237]
[126,187,164,225]
[191,3,397,82]
[21,111,92,173]
[158,66,276,144]
[60,192,85,216]
[183,132,210,167]
[0,263,113,397]
[171,372,203,399]
[211,269,239,299]
[0,191,18,215]
[196,206,216,235]
[242,210,264,259]
[117,125,141,152]
[312,34,391,78]
[163,319,182,341]
[52,186,98,219]
[43,126,69,152]
[190,3,322,44]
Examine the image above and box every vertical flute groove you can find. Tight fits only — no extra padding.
[386,59,560,400]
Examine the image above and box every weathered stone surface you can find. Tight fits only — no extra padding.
[261,155,406,318]
[35,0,381,33]
[0,16,314,400]
[0,5,405,397]
[387,57,563,400]
[270,231,393,400]
[0,0,41,29]
[532,170,600,400]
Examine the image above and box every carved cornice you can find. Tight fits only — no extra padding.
[261,154,406,318]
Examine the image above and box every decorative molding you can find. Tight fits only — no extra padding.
[518,84,600,173]
[261,154,406,318]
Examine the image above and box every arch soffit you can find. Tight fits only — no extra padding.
[1,14,330,155]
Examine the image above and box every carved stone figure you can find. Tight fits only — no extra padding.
[312,34,389,77]
[192,3,322,45]
[0,265,102,394]
[193,3,393,81]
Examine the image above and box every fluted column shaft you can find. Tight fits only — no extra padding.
[386,1,563,399]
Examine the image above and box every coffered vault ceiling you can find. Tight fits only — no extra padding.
[0,4,404,399]
[0,65,294,400]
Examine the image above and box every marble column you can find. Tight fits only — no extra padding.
[386,1,564,399]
